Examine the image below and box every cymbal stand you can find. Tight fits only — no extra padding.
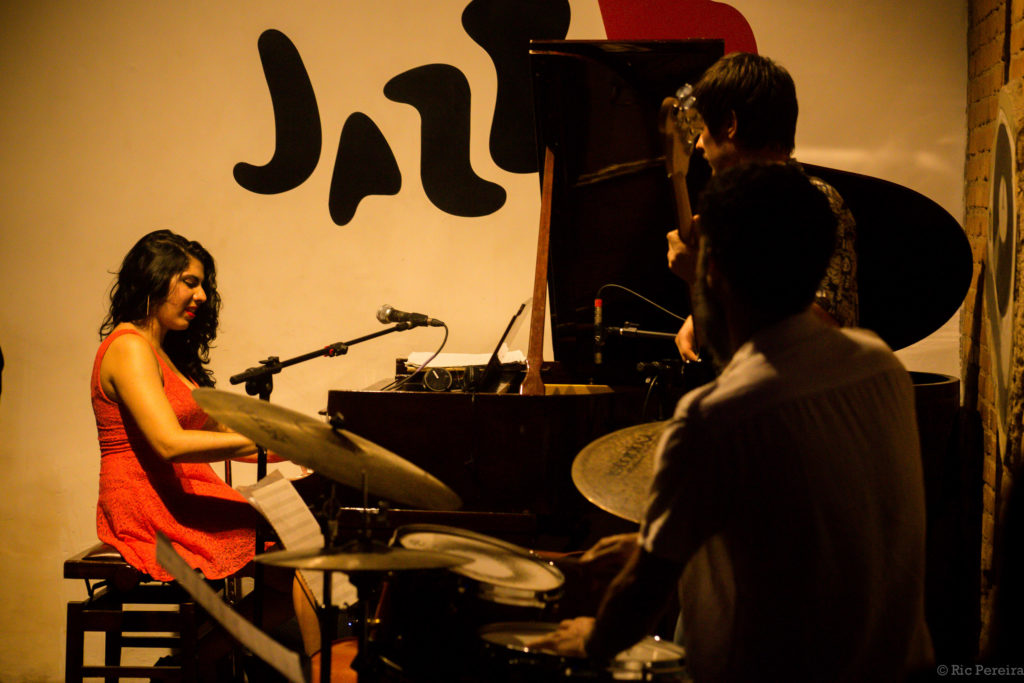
[314,472,387,683]
[226,324,415,628]
[314,477,342,683]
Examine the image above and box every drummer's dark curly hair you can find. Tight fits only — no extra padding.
[99,229,221,387]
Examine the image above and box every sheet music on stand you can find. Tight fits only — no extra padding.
[239,471,358,607]
[156,533,306,683]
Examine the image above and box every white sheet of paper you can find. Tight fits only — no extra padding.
[406,343,525,368]
[239,471,358,607]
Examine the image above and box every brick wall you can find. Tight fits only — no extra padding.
[965,0,1024,654]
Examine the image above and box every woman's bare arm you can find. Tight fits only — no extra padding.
[101,333,264,463]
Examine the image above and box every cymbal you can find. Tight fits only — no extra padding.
[192,388,462,511]
[255,539,470,572]
[571,421,666,524]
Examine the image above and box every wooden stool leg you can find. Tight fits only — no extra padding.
[65,601,84,683]
[180,601,199,682]
[103,609,122,683]
[65,543,206,682]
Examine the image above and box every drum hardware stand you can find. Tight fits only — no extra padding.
[225,325,415,635]
[191,390,463,682]
[606,323,715,417]
[635,359,686,420]
[602,323,685,420]
[312,471,392,683]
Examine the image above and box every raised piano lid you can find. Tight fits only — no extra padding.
[529,40,971,385]
[530,39,723,386]
[801,163,972,353]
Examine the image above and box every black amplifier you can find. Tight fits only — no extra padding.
[393,359,526,393]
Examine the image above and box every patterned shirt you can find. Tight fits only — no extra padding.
[810,176,859,326]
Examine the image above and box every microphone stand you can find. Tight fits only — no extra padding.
[605,323,717,416]
[226,323,415,630]
[229,322,417,399]
[600,324,686,418]
[604,324,677,341]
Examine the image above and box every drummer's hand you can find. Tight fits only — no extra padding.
[581,532,639,567]
[528,617,595,658]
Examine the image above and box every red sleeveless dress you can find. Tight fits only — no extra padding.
[92,328,258,581]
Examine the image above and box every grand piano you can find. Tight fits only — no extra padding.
[326,41,723,544]
[325,40,973,580]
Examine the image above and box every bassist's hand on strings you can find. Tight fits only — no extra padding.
[674,315,700,363]
[660,87,704,364]
[661,90,702,286]
[666,224,699,284]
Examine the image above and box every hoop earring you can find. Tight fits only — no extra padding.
[145,297,151,319]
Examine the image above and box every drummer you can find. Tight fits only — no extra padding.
[91,230,319,669]
[533,163,933,681]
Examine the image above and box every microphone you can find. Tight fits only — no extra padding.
[593,298,604,366]
[376,304,444,327]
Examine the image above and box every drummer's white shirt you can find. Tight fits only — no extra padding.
[641,311,934,682]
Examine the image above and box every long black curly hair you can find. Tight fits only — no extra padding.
[99,230,221,387]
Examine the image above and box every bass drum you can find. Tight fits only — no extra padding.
[379,525,565,680]
[478,622,689,682]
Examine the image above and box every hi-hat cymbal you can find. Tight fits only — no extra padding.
[256,539,470,572]
[192,388,461,511]
[571,421,666,524]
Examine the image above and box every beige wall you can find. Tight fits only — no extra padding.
[0,1,966,680]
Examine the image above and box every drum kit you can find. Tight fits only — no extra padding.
[193,388,682,682]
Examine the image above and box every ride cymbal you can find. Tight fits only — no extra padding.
[193,388,462,511]
[255,539,469,572]
[571,421,666,523]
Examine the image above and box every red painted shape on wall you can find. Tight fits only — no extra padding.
[596,0,757,55]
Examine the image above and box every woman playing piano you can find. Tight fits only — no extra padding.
[91,229,317,667]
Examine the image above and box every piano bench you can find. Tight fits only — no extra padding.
[63,542,200,682]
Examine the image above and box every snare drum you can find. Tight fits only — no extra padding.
[478,622,688,682]
[393,524,564,608]
[379,525,565,678]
